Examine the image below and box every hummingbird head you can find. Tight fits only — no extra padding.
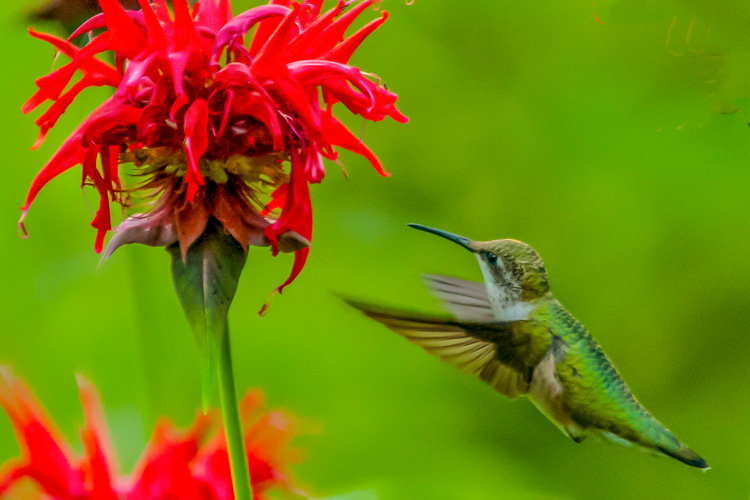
[408,224,550,302]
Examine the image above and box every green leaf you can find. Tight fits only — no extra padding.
[168,219,247,411]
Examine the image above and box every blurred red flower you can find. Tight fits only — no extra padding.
[20,0,407,291]
[0,369,303,500]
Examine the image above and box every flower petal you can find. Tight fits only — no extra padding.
[197,0,233,32]
[210,4,290,66]
[321,114,388,177]
[77,376,118,500]
[247,0,293,57]
[308,0,374,58]
[19,95,124,241]
[184,99,210,200]
[98,0,146,58]
[68,9,146,42]
[285,2,343,59]
[128,418,208,499]
[0,368,84,497]
[323,10,389,64]
[263,150,313,294]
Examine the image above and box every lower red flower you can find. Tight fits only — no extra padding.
[0,369,302,500]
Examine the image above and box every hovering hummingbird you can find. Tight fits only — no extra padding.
[345,224,708,469]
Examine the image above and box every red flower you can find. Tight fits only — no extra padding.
[20,0,407,292]
[0,369,302,500]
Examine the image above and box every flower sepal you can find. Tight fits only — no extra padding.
[168,217,247,411]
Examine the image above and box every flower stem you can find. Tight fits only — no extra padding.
[217,323,253,500]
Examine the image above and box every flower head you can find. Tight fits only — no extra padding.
[21,0,407,292]
[0,368,302,500]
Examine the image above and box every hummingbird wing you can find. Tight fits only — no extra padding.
[421,274,496,322]
[344,298,532,399]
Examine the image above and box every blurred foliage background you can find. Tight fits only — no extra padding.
[1,0,750,498]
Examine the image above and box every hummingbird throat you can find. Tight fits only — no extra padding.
[475,255,534,321]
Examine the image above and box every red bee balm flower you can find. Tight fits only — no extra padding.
[20,0,407,291]
[0,369,302,500]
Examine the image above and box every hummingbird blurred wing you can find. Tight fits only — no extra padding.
[421,274,496,322]
[344,298,531,399]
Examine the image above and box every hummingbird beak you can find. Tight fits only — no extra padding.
[407,224,475,252]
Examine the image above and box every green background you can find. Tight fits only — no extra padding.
[1,0,749,498]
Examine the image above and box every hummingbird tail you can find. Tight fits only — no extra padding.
[648,422,708,469]
[656,442,709,470]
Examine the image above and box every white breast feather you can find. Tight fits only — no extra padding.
[476,256,535,321]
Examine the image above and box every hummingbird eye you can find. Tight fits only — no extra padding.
[486,252,498,265]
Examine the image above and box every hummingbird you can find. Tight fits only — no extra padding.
[345,224,708,469]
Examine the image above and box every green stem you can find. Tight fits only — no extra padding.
[217,324,253,500]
